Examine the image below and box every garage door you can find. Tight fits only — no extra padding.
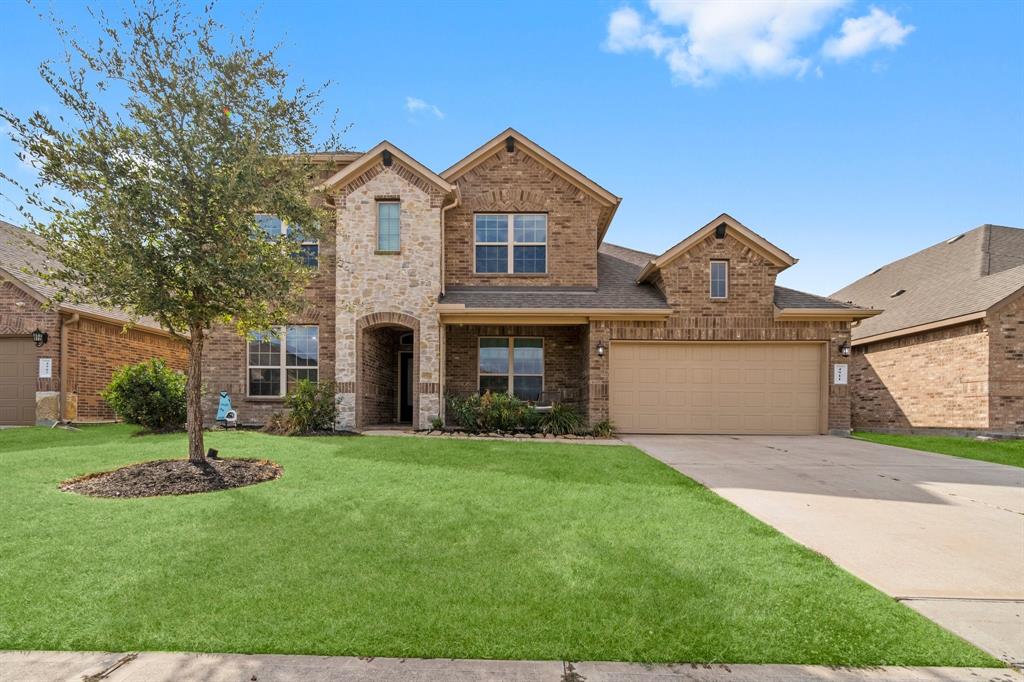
[0,338,37,425]
[610,342,824,435]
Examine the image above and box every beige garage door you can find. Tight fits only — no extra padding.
[610,342,824,435]
[0,338,37,425]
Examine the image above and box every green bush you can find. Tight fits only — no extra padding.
[540,403,585,436]
[446,392,532,433]
[283,379,337,434]
[101,359,186,431]
[591,419,616,438]
[429,416,444,431]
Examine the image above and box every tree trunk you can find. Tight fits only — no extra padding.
[186,326,206,463]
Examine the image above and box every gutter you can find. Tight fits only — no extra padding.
[439,187,461,297]
[59,312,80,422]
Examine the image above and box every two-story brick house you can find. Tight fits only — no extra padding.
[202,129,878,435]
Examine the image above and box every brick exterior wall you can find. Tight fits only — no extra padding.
[200,215,337,427]
[65,317,188,420]
[444,324,586,408]
[2,280,187,422]
[988,291,1024,434]
[333,160,446,430]
[444,147,609,288]
[360,325,403,425]
[850,322,989,431]
[585,232,852,433]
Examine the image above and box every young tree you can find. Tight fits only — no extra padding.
[1,1,338,462]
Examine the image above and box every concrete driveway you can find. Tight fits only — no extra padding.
[622,435,1024,665]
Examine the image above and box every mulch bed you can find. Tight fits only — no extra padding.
[60,458,282,498]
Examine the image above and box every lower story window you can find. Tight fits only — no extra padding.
[478,337,543,401]
[248,325,319,397]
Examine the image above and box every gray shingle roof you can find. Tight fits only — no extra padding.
[441,249,670,310]
[832,224,1024,341]
[773,286,859,310]
[0,220,169,333]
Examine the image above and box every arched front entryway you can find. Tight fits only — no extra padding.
[355,312,420,429]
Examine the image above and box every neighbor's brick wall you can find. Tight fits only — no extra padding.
[444,324,587,408]
[66,317,188,420]
[444,146,611,288]
[0,282,62,395]
[988,291,1024,434]
[585,232,851,432]
[850,322,989,431]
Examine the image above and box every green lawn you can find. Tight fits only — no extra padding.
[854,431,1024,468]
[0,425,997,666]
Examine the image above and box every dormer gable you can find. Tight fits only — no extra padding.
[318,141,454,197]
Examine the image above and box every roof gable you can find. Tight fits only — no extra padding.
[637,213,797,283]
[318,141,454,194]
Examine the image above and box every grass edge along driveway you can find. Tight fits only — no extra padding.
[854,431,1024,469]
[0,425,1001,668]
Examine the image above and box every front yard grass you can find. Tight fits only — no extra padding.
[0,425,997,666]
[854,431,1024,469]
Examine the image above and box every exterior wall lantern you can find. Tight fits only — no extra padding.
[839,341,851,357]
[596,341,606,357]
[31,328,49,347]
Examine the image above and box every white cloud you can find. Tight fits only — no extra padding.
[405,96,444,119]
[605,1,912,85]
[822,7,914,61]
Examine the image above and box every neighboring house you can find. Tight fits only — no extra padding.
[202,129,876,435]
[0,221,188,425]
[833,225,1024,435]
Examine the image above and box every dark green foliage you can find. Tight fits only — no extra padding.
[101,359,186,431]
[590,419,616,439]
[539,403,585,436]
[446,392,531,433]
[429,416,444,431]
[283,380,337,434]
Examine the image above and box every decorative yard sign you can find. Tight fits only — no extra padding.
[39,357,52,379]
[833,363,848,385]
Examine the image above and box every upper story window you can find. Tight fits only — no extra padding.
[474,214,547,274]
[247,325,319,397]
[377,201,401,253]
[710,260,728,299]
[256,214,319,269]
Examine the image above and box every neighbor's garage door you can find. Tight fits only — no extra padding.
[610,342,824,435]
[0,338,36,425]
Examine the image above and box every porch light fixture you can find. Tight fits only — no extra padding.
[839,341,851,357]
[596,341,606,357]
[31,328,48,347]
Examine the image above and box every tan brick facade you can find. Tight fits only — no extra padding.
[849,288,1024,435]
[444,147,608,288]
[581,232,853,433]
[1,280,188,423]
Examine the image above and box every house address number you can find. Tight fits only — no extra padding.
[833,363,848,385]
[39,357,53,379]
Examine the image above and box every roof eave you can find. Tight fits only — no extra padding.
[851,311,988,346]
[317,141,454,194]
[774,306,883,322]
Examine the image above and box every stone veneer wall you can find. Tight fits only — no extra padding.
[585,232,852,433]
[850,322,989,431]
[444,146,613,288]
[444,324,587,407]
[334,160,446,430]
[988,291,1024,434]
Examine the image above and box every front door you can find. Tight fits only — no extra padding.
[399,352,413,423]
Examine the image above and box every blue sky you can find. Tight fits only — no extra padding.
[1,0,1021,295]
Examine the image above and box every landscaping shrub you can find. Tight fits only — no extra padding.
[283,379,337,434]
[540,403,585,436]
[429,416,444,431]
[101,359,187,431]
[591,419,616,438]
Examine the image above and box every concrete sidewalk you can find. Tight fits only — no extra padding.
[0,651,1019,682]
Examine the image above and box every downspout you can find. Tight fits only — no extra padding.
[438,188,460,423]
[59,312,80,423]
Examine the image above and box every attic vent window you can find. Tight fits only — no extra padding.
[946,234,965,244]
[505,136,515,153]
[382,150,393,167]
[890,289,906,298]
[714,223,727,239]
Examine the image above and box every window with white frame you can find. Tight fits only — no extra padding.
[255,214,319,268]
[474,214,547,274]
[478,337,543,401]
[247,325,319,397]
[377,201,400,252]
[710,260,728,299]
